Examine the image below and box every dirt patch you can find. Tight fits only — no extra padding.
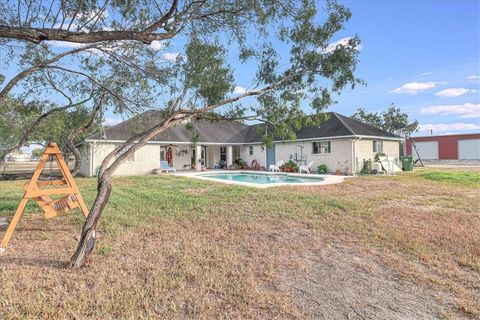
[278,241,444,319]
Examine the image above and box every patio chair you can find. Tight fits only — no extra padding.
[299,161,314,174]
[269,160,284,172]
[160,161,176,173]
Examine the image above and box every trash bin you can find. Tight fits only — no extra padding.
[401,156,413,171]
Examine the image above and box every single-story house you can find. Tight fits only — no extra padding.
[79,111,402,176]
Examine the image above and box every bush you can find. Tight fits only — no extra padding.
[360,159,372,174]
[317,164,328,174]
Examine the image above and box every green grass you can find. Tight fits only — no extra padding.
[420,170,480,188]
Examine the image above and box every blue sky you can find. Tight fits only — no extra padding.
[327,0,480,135]
[3,0,480,138]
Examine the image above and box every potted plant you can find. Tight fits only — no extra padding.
[284,160,298,173]
[335,161,341,175]
[237,158,248,170]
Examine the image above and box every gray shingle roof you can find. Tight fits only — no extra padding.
[87,110,400,144]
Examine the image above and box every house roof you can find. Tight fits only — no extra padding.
[88,110,250,143]
[87,110,401,144]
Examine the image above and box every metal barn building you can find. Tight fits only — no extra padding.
[406,133,480,160]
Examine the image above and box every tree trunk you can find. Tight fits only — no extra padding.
[69,178,112,268]
[65,139,81,177]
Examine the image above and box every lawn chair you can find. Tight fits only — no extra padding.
[160,161,176,173]
[299,161,314,174]
[269,160,283,172]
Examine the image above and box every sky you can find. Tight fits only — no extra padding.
[3,0,480,141]
[325,0,480,136]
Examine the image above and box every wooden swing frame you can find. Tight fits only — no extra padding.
[0,143,89,254]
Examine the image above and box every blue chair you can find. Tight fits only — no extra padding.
[160,161,176,173]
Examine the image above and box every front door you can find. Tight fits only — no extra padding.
[266,145,275,167]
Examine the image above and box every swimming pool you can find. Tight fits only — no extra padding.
[197,172,325,185]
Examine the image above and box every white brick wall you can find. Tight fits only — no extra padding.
[240,145,266,167]
[354,139,400,172]
[275,139,354,174]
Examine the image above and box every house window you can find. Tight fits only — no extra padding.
[116,144,135,162]
[220,147,227,161]
[373,141,383,153]
[249,146,254,156]
[312,141,331,154]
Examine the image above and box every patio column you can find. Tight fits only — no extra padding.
[226,145,233,167]
[195,145,202,171]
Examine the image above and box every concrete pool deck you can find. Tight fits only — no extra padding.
[171,170,350,188]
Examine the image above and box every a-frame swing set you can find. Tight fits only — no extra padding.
[0,143,89,254]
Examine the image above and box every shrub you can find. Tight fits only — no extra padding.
[360,159,372,174]
[317,164,328,173]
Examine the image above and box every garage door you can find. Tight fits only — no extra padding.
[413,141,438,160]
[458,139,480,160]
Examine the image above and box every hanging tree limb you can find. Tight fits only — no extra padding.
[0,43,101,103]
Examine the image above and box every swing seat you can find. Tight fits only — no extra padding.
[33,194,80,218]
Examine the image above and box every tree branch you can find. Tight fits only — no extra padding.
[0,25,175,44]
[143,0,178,33]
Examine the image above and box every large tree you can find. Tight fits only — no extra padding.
[0,0,362,267]
[352,104,418,137]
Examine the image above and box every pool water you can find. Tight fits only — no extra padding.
[198,172,325,185]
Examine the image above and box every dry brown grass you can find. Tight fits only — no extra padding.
[0,168,479,319]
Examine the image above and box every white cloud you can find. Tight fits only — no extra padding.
[418,122,480,133]
[435,87,478,98]
[233,86,247,94]
[420,71,433,76]
[467,75,480,80]
[324,37,362,53]
[103,117,122,126]
[163,52,179,62]
[420,103,480,118]
[150,41,165,51]
[390,81,444,94]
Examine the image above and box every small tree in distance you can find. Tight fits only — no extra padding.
[352,104,419,137]
[31,148,43,158]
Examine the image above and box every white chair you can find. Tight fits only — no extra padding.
[269,160,284,172]
[299,161,314,174]
[160,161,176,173]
